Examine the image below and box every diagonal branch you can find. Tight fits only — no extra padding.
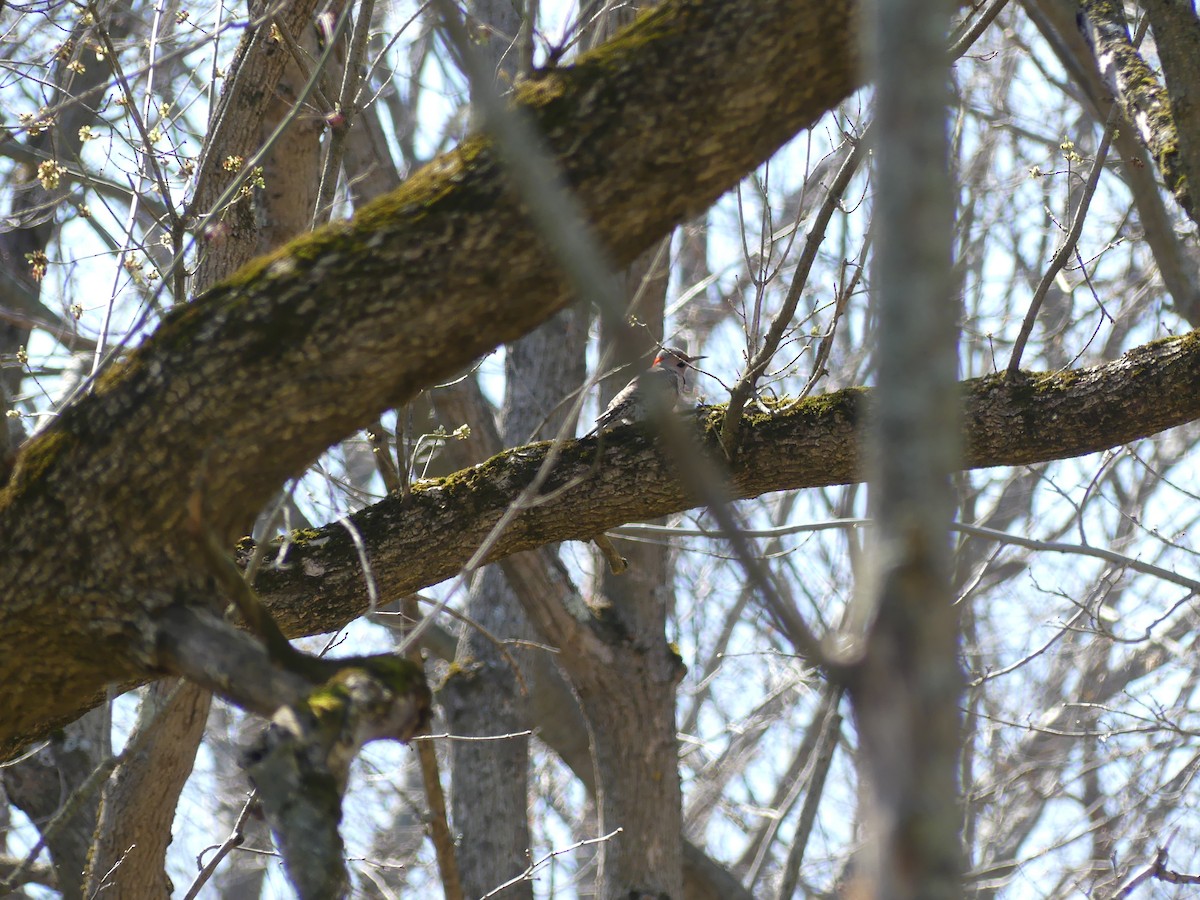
[1078,0,1193,216]
[1141,0,1200,227]
[0,0,861,757]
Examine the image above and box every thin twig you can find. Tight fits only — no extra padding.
[1109,837,1200,896]
[478,828,624,900]
[183,792,259,900]
[0,140,172,222]
[775,687,844,900]
[373,598,530,696]
[85,0,177,229]
[615,518,1200,595]
[5,6,282,145]
[719,132,868,460]
[1008,110,1117,373]
[400,596,463,900]
[796,231,871,402]
[87,1,178,358]
[742,682,836,886]
[313,0,378,226]
[337,513,380,617]
[411,730,534,742]
[271,19,336,114]
[948,0,1010,58]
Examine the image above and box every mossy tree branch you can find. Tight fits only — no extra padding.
[6,324,1200,757]
[3,0,1199,766]
[1079,0,1194,216]
[248,333,1200,640]
[0,0,859,757]
[1140,0,1200,222]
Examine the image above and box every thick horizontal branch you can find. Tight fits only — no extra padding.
[261,333,1200,638]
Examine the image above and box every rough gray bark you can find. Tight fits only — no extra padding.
[424,602,752,900]
[188,0,326,286]
[80,4,338,891]
[574,2,689,893]
[590,209,685,900]
[210,706,272,900]
[442,5,548,895]
[84,681,209,899]
[443,307,588,899]
[0,0,861,760]
[1078,0,1194,218]
[240,659,430,898]
[1140,1,1200,219]
[443,332,585,895]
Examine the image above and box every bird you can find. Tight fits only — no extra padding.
[588,347,705,436]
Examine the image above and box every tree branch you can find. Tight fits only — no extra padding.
[1079,0,1193,216]
[0,0,860,758]
[3,325,1199,756]
[252,332,1200,644]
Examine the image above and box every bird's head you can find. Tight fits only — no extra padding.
[652,347,705,374]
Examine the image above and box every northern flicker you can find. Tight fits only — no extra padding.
[588,347,705,436]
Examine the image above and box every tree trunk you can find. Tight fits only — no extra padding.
[85,682,209,898]
[444,307,588,896]
[846,0,963,897]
